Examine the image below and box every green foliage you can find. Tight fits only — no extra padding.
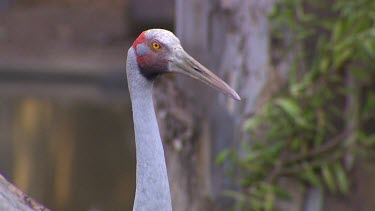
[218,0,375,210]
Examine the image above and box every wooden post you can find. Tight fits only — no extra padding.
[157,0,293,210]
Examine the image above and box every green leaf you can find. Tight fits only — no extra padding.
[333,21,345,42]
[333,163,349,194]
[276,98,301,116]
[273,186,292,200]
[244,116,263,132]
[319,57,330,72]
[291,137,302,151]
[365,133,375,147]
[302,166,322,187]
[349,68,371,82]
[363,92,375,116]
[216,150,231,165]
[333,47,353,68]
[223,190,246,202]
[362,39,375,57]
[249,196,264,211]
[322,164,336,192]
[244,151,261,163]
[264,185,275,211]
[276,98,309,128]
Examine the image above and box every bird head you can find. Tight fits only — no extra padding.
[132,29,240,101]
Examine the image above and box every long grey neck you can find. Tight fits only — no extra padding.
[126,48,172,211]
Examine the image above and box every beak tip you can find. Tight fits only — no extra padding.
[228,90,241,101]
[233,93,241,101]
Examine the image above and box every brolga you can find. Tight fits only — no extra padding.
[126,29,240,211]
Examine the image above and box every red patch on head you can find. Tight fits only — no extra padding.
[132,31,147,49]
[131,31,168,80]
[132,31,149,68]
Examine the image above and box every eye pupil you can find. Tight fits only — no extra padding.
[152,42,161,49]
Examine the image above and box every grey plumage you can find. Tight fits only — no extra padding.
[127,47,172,211]
[126,29,240,211]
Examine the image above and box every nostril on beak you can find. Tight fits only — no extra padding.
[193,67,203,73]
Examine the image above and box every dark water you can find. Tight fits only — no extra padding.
[0,97,136,211]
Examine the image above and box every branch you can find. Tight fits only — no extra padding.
[0,174,50,211]
[265,131,351,182]
[284,130,351,165]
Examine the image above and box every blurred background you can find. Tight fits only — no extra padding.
[0,0,374,211]
[0,0,173,210]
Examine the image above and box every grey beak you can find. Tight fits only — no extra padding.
[169,49,241,101]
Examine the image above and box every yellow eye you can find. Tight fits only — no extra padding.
[152,42,161,50]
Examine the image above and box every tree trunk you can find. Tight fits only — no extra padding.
[154,0,292,210]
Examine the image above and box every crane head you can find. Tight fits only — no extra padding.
[132,29,240,101]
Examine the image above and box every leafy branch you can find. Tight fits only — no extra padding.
[218,0,375,210]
